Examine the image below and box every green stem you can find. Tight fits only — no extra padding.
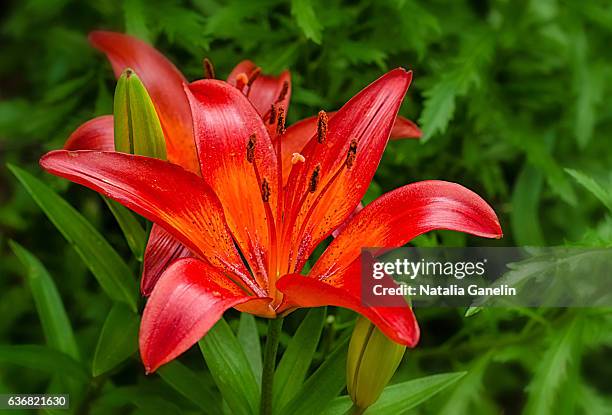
[260,317,283,415]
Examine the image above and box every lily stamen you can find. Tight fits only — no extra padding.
[317,110,328,144]
[235,72,249,90]
[246,67,261,98]
[247,133,256,163]
[269,104,277,125]
[309,164,321,193]
[261,178,271,202]
[345,139,358,169]
[291,152,305,164]
[276,107,286,136]
[276,81,289,103]
[203,58,215,79]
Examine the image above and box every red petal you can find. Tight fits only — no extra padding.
[283,69,412,273]
[227,60,292,126]
[142,224,192,296]
[311,180,503,280]
[332,202,364,239]
[39,150,259,294]
[390,116,422,140]
[276,272,419,346]
[89,31,199,173]
[64,116,114,151]
[185,80,279,290]
[140,258,257,372]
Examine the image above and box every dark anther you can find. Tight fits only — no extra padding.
[247,134,256,163]
[317,110,328,144]
[345,139,358,169]
[203,58,215,79]
[309,164,321,193]
[261,178,271,202]
[276,107,286,136]
[269,104,277,125]
[276,81,289,103]
[247,68,261,87]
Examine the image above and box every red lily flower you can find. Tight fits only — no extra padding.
[64,31,423,297]
[41,63,502,372]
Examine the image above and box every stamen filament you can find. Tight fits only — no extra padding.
[203,58,215,79]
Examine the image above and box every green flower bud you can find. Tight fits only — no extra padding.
[346,316,406,411]
[113,68,167,159]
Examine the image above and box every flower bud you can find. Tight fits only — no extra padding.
[346,316,406,411]
[113,68,167,159]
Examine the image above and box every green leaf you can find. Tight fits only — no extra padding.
[511,164,545,245]
[0,345,88,382]
[114,69,167,159]
[158,360,221,415]
[237,313,263,385]
[524,317,584,415]
[9,165,138,311]
[368,372,467,414]
[199,318,260,415]
[419,77,459,141]
[123,0,151,44]
[322,372,466,415]
[103,197,146,261]
[566,169,612,213]
[9,240,79,360]
[274,308,326,409]
[438,356,489,414]
[92,302,140,377]
[279,336,349,415]
[291,0,322,44]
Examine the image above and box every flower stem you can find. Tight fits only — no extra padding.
[260,317,283,415]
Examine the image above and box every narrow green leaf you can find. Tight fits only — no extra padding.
[566,169,612,213]
[103,197,146,261]
[237,313,263,385]
[158,360,221,415]
[368,372,467,414]
[274,307,326,409]
[279,336,349,415]
[9,240,79,360]
[9,165,139,311]
[322,372,467,415]
[199,318,259,415]
[114,69,167,159]
[511,164,545,245]
[93,302,140,377]
[291,0,322,44]
[0,345,88,382]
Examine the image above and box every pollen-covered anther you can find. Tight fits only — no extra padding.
[269,104,277,125]
[235,72,249,90]
[203,58,215,79]
[345,139,358,169]
[261,178,271,202]
[317,110,328,144]
[291,152,306,164]
[246,134,256,163]
[247,67,261,87]
[309,164,321,193]
[276,81,289,103]
[276,107,286,136]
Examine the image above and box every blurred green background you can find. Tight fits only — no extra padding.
[1,0,612,414]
